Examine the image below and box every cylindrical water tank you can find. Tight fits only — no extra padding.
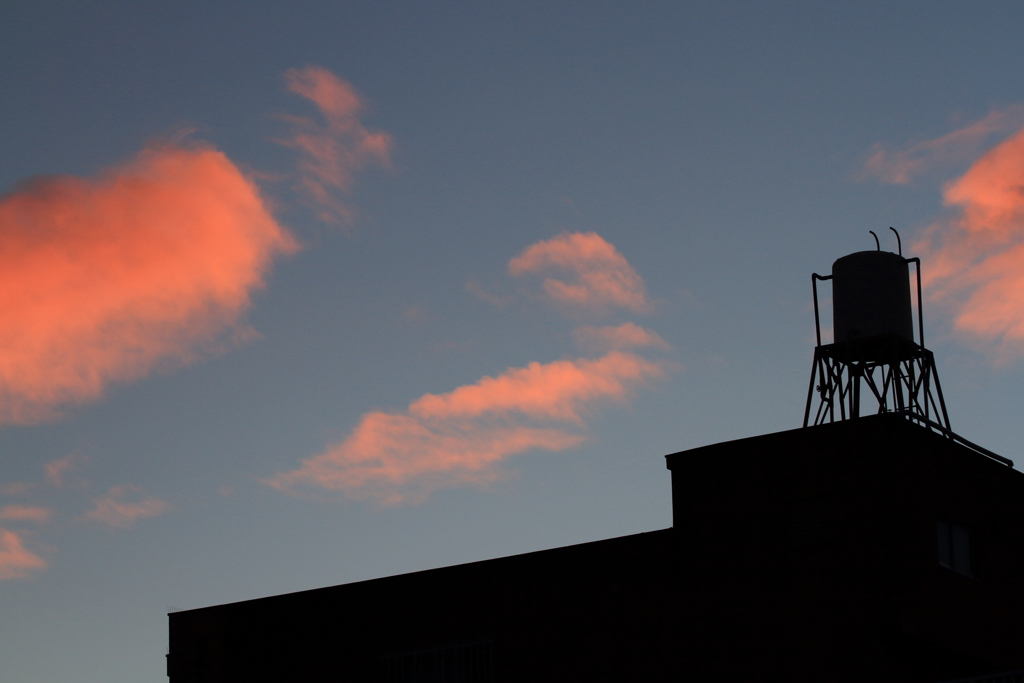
[832,251,913,344]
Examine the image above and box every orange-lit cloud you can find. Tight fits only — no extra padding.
[410,352,661,423]
[913,124,1024,356]
[44,454,85,487]
[281,66,392,224]
[266,350,663,505]
[509,232,651,313]
[0,505,52,524]
[0,529,46,580]
[85,485,168,528]
[861,106,1024,184]
[465,277,512,307]
[0,482,34,497]
[0,142,296,424]
[573,323,669,353]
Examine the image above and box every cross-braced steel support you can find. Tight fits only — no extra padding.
[803,337,950,430]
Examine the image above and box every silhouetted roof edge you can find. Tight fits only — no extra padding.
[665,413,1014,470]
[171,527,674,616]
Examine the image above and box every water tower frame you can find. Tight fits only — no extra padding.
[803,254,954,433]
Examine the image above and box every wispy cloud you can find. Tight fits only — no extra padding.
[465,278,512,307]
[573,323,669,353]
[280,66,392,224]
[0,141,297,424]
[0,529,46,580]
[44,454,85,488]
[860,106,1024,184]
[914,124,1024,357]
[508,232,651,313]
[266,350,663,505]
[408,352,661,424]
[0,482,35,497]
[0,505,52,524]
[85,485,168,528]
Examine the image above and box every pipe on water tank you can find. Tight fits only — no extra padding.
[890,227,902,256]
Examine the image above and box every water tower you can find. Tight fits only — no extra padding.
[804,230,951,431]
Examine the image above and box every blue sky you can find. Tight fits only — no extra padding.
[4,3,1024,681]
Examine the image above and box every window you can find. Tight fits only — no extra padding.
[937,520,972,577]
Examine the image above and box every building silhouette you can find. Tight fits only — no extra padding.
[168,241,1024,682]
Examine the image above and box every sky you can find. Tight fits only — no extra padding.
[4,2,1024,681]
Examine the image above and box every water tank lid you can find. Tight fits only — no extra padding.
[832,249,906,268]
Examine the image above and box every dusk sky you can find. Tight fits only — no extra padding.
[5,3,1024,681]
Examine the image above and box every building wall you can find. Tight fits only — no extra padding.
[169,529,683,682]
[666,415,1024,681]
[169,415,1024,682]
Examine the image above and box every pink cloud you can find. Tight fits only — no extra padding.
[465,278,512,307]
[0,141,297,424]
[281,66,392,224]
[860,106,1024,184]
[914,124,1024,356]
[573,323,669,353]
[0,482,34,497]
[44,454,85,487]
[0,505,52,524]
[0,529,46,580]
[266,350,663,505]
[85,485,168,528]
[508,232,651,313]
[268,415,581,506]
[410,352,659,424]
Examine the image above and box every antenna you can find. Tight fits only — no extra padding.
[868,231,880,251]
